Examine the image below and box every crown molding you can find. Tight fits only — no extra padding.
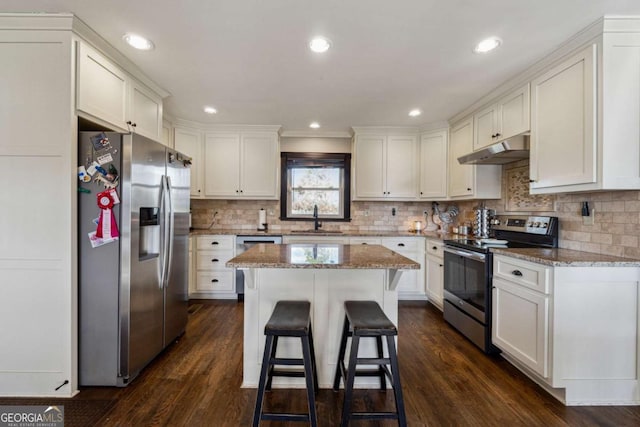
[351,126,420,135]
[172,118,281,133]
[280,130,353,138]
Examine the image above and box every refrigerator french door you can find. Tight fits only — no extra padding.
[78,132,190,386]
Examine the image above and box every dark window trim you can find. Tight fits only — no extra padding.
[280,152,351,222]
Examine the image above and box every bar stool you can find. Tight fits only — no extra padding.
[253,300,318,427]
[333,300,406,427]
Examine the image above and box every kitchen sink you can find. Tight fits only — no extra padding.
[290,229,343,234]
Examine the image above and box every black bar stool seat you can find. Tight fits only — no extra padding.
[253,301,318,427]
[333,300,407,427]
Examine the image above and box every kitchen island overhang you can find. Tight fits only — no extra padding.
[227,243,419,389]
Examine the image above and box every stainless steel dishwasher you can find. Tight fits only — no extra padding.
[235,235,283,301]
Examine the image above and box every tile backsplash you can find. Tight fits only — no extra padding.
[191,160,640,259]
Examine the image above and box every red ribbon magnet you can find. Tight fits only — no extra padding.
[96,190,119,239]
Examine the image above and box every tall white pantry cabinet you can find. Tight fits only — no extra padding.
[0,14,167,397]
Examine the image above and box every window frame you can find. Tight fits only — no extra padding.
[280,152,351,221]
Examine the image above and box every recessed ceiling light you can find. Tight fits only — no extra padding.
[474,37,502,54]
[309,122,320,129]
[309,37,331,53]
[203,106,217,114]
[122,33,154,50]
[409,109,422,117]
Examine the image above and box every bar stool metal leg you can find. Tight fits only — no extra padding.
[333,315,350,390]
[253,335,274,427]
[308,325,319,394]
[301,335,318,427]
[340,334,360,427]
[376,336,387,390]
[387,335,407,427]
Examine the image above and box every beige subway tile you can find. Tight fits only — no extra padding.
[600,223,626,234]
[562,230,591,242]
[560,240,582,250]
[623,247,640,259]
[590,233,613,244]
[625,200,640,212]
[600,201,625,212]
[613,212,640,224]
[600,245,625,257]
[611,191,640,201]
[580,242,601,254]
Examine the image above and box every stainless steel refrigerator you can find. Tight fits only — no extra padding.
[78,132,190,386]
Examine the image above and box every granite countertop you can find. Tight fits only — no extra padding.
[226,243,421,269]
[491,247,640,267]
[190,228,452,240]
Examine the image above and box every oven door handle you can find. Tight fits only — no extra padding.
[444,247,486,262]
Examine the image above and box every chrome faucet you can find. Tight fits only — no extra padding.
[313,204,322,231]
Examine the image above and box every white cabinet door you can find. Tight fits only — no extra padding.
[425,254,444,310]
[419,129,448,199]
[129,80,163,142]
[448,117,474,197]
[241,132,279,198]
[386,135,418,199]
[353,135,386,198]
[204,133,241,197]
[530,45,596,190]
[492,277,549,377]
[174,127,203,197]
[498,83,530,140]
[381,238,424,299]
[77,42,128,131]
[473,103,499,150]
[161,120,173,148]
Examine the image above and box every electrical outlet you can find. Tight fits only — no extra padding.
[364,210,370,217]
[268,210,275,216]
[391,207,397,216]
[583,208,595,225]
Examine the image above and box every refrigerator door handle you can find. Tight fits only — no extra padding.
[164,176,175,288]
[159,175,168,288]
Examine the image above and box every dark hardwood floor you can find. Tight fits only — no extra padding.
[25,301,640,425]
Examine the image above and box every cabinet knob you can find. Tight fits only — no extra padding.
[495,133,501,137]
[211,242,219,245]
[439,264,443,267]
[432,246,437,250]
[236,190,239,193]
[491,133,496,138]
[198,189,201,193]
[362,243,368,245]
[420,192,423,195]
[126,120,137,128]
[211,258,219,262]
[398,243,405,247]
[529,179,536,183]
[211,279,219,283]
[467,188,472,191]
[511,270,523,276]
[240,190,243,193]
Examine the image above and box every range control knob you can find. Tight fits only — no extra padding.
[541,222,548,228]
[527,222,534,228]
[534,222,541,227]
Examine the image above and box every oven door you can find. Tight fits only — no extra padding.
[443,246,489,323]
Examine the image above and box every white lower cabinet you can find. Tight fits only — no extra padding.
[381,237,425,300]
[425,239,444,310]
[191,235,236,299]
[492,277,549,377]
[492,254,640,405]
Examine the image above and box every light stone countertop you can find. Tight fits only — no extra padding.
[226,243,421,269]
[491,247,640,267]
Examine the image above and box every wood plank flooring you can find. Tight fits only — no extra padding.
[42,301,640,425]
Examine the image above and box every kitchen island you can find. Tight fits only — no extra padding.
[226,243,419,388]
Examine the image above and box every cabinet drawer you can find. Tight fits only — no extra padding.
[382,237,421,252]
[196,235,235,251]
[426,239,443,258]
[493,255,551,294]
[195,271,234,292]
[349,237,382,245]
[196,251,234,271]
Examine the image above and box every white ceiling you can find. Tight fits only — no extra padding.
[4,1,640,134]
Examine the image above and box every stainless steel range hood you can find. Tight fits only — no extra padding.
[457,135,529,165]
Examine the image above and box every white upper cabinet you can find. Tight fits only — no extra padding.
[77,42,128,130]
[449,117,501,199]
[174,127,203,197]
[129,80,163,141]
[352,129,418,200]
[473,103,499,150]
[204,131,279,199]
[76,41,164,142]
[530,45,597,191]
[529,19,640,193]
[497,83,530,140]
[419,129,448,199]
[204,133,241,197]
[473,84,530,150]
[161,119,173,148]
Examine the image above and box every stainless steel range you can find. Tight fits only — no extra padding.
[442,215,558,354]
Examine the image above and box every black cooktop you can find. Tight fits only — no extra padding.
[443,237,539,253]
